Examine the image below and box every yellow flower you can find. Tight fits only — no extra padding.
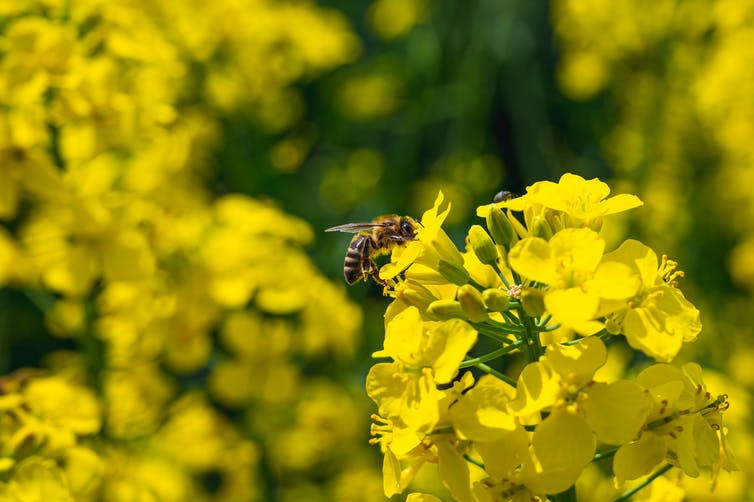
[370,373,477,500]
[0,457,73,502]
[23,376,101,436]
[381,191,468,285]
[479,172,643,232]
[367,307,477,429]
[614,363,733,485]
[601,239,701,361]
[509,228,639,334]
[506,338,651,492]
[450,375,518,443]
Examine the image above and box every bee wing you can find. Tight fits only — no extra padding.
[325,222,387,233]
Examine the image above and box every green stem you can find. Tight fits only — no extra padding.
[463,454,485,469]
[539,323,561,332]
[481,318,524,334]
[468,278,487,291]
[535,313,551,328]
[613,464,673,502]
[474,362,517,387]
[473,323,517,344]
[460,343,523,368]
[592,448,618,462]
[550,484,577,502]
[501,310,522,326]
[516,306,542,362]
[491,262,511,289]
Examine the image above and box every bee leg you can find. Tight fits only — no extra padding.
[364,259,389,286]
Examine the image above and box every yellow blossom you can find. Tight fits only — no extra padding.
[478,173,643,232]
[601,239,701,361]
[509,228,639,334]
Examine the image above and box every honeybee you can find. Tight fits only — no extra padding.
[325,215,420,285]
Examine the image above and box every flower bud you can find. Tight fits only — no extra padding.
[605,317,621,335]
[468,225,499,265]
[397,281,436,311]
[457,284,489,322]
[486,205,518,250]
[427,299,466,320]
[520,287,545,317]
[482,288,510,312]
[544,209,565,234]
[438,259,470,286]
[529,215,554,240]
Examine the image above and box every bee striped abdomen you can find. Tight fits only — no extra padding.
[326,214,418,286]
[344,234,371,284]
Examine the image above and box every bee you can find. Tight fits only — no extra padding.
[325,215,420,285]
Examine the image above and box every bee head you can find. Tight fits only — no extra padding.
[399,216,419,238]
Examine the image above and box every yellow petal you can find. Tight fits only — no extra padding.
[508,237,557,284]
[549,228,605,276]
[406,494,443,502]
[623,306,682,362]
[586,261,641,299]
[545,336,607,384]
[475,425,530,479]
[430,319,478,384]
[380,240,423,280]
[383,447,403,497]
[450,375,517,442]
[436,441,473,502]
[525,409,595,494]
[545,287,599,329]
[600,193,644,215]
[507,362,559,416]
[603,239,658,287]
[377,306,423,362]
[582,381,650,445]
[613,433,666,485]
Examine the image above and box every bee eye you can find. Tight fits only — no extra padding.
[400,221,413,235]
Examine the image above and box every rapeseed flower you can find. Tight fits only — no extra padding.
[368,306,477,429]
[601,239,701,361]
[366,175,732,499]
[508,227,639,334]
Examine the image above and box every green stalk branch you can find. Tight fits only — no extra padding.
[460,343,523,368]
[613,464,673,502]
[473,323,517,344]
[463,454,485,469]
[481,318,524,334]
[491,261,511,289]
[474,362,517,387]
[535,313,552,328]
[592,448,618,462]
[501,310,522,326]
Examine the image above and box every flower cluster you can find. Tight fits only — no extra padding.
[553,4,754,496]
[0,1,376,500]
[367,174,735,500]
